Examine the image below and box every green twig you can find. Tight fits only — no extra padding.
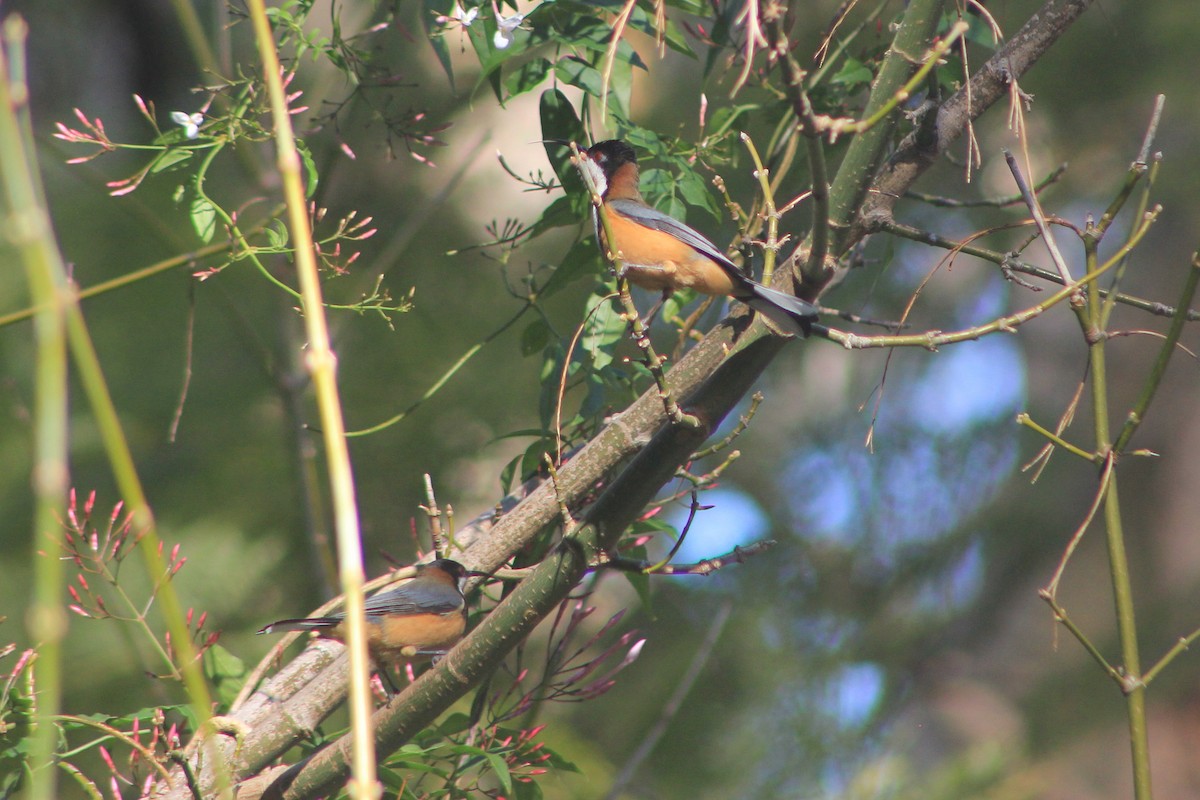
[0,17,69,800]
[1015,412,1096,462]
[1143,625,1200,687]
[347,302,533,436]
[1038,589,1123,686]
[1113,250,1200,454]
[1082,170,1152,800]
[0,212,280,330]
[740,133,784,286]
[879,217,1199,320]
[822,207,1161,349]
[824,0,946,257]
[833,21,969,138]
[246,4,379,799]
[1044,452,1114,598]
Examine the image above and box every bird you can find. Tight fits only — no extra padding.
[577,139,819,335]
[257,559,479,671]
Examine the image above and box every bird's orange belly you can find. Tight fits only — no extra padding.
[363,611,466,662]
[605,212,738,296]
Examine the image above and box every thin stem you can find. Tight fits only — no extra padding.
[740,134,783,285]
[820,207,1161,349]
[825,0,946,256]
[1044,453,1114,597]
[905,163,1068,207]
[1143,625,1200,686]
[1015,412,1097,462]
[1004,148,1074,289]
[762,15,829,284]
[602,600,732,800]
[1038,590,1123,685]
[837,21,970,137]
[1083,208,1152,800]
[246,4,378,799]
[0,18,68,800]
[0,228,273,330]
[1113,250,1200,454]
[347,302,532,436]
[879,218,1198,320]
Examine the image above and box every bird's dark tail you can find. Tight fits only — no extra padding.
[257,617,341,635]
[743,283,819,337]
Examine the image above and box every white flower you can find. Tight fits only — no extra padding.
[170,111,204,139]
[454,3,479,25]
[492,0,532,49]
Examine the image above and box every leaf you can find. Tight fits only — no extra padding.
[541,238,599,299]
[189,191,217,244]
[422,0,459,88]
[296,141,319,198]
[149,148,193,174]
[520,318,551,356]
[831,57,874,89]
[581,286,624,371]
[675,166,721,219]
[555,56,604,101]
[203,644,247,707]
[525,194,582,241]
[538,88,586,196]
[504,57,552,98]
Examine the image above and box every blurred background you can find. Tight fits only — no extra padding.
[3,0,1200,797]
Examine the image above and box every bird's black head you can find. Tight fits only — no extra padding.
[585,140,638,177]
[426,558,487,581]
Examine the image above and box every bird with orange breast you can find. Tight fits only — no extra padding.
[258,559,481,686]
[576,140,819,335]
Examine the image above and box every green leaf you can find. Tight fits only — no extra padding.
[504,57,552,98]
[539,88,586,188]
[203,644,247,707]
[525,194,582,241]
[422,0,460,88]
[149,148,193,174]
[264,219,290,250]
[541,238,599,299]
[486,749,516,795]
[296,141,319,197]
[581,287,624,371]
[639,167,673,200]
[676,167,721,219]
[831,57,874,88]
[555,56,604,100]
[189,192,217,244]
[520,318,551,356]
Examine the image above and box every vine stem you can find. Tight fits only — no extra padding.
[246,3,379,799]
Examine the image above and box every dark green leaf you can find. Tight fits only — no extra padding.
[504,57,552,98]
[541,238,599,299]
[520,318,551,355]
[676,167,721,219]
[831,57,874,88]
[525,194,582,241]
[555,56,604,99]
[149,149,193,174]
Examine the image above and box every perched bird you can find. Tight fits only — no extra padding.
[578,139,819,335]
[258,559,478,668]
